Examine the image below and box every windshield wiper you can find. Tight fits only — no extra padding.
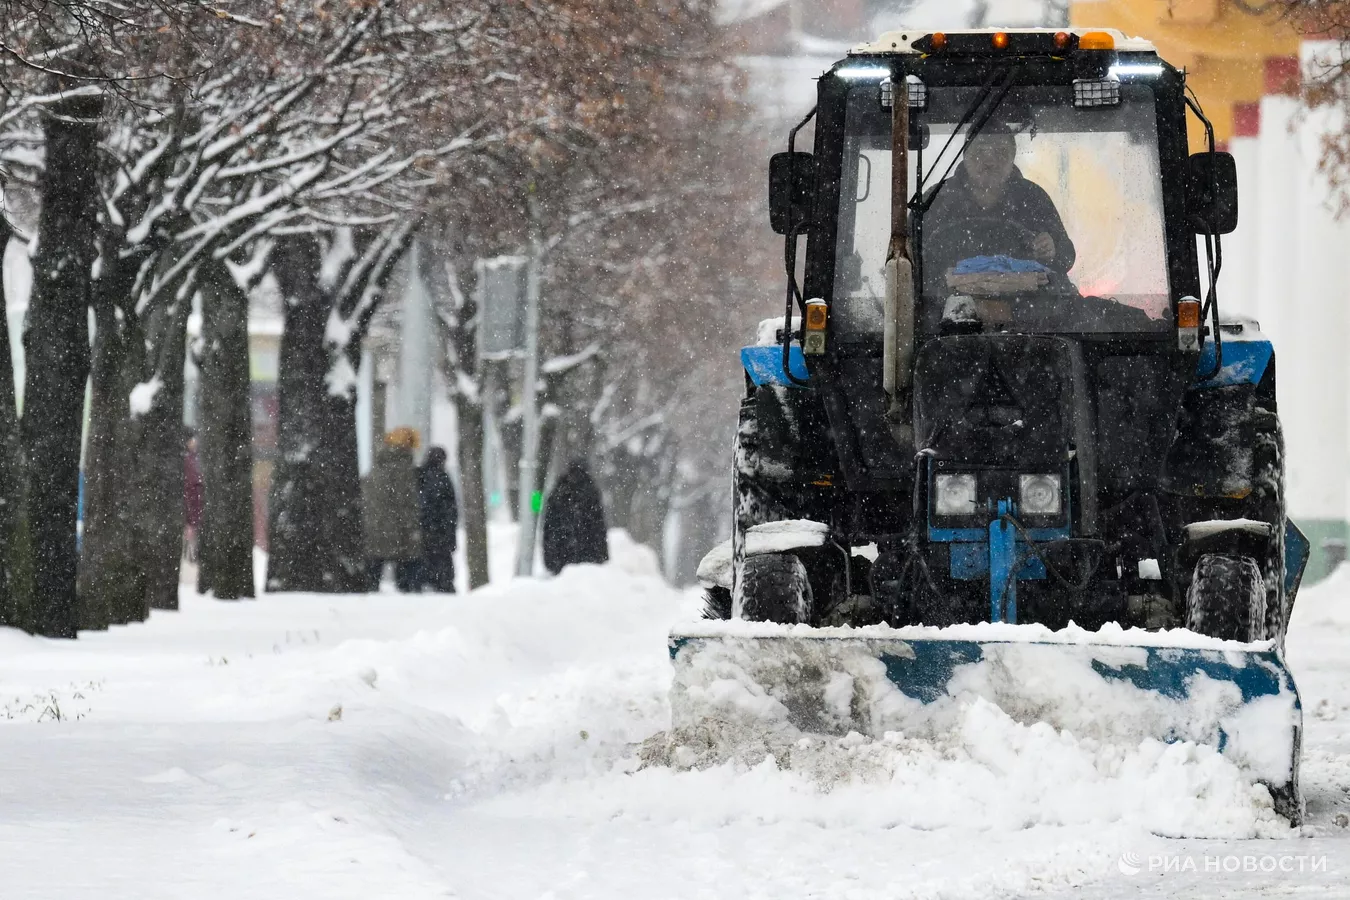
[908,65,1018,300]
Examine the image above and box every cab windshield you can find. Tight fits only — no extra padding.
[831,81,1171,337]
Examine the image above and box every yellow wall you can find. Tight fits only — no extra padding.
[1069,0,1300,149]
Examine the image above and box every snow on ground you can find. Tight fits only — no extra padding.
[2,540,1349,899]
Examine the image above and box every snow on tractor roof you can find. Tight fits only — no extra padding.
[850,27,1156,56]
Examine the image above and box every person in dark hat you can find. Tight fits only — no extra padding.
[417,446,458,593]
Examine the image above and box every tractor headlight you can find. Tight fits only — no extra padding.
[934,474,978,516]
[1019,474,1062,516]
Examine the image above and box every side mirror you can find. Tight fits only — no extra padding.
[769,151,814,235]
[1186,151,1238,235]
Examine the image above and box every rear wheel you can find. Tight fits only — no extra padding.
[1185,553,1267,642]
[740,553,813,624]
[1247,414,1288,642]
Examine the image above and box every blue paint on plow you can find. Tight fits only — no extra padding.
[870,640,1297,713]
[1088,646,1292,704]
[878,641,985,703]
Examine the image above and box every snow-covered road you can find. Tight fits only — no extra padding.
[2,545,1349,899]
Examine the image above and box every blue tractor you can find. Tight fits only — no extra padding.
[675,28,1310,822]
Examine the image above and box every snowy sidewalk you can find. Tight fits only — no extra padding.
[1,559,1349,899]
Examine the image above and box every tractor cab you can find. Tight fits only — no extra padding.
[775,29,1232,345]
[761,29,1249,613]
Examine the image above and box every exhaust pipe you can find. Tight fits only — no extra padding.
[884,76,915,446]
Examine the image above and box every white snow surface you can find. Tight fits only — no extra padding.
[3,553,1350,897]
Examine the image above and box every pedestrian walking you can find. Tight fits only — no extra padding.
[541,459,609,574]
[362,427,422,592]
[417,446,459,593]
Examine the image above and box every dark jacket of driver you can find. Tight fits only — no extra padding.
[922,164,1076,278]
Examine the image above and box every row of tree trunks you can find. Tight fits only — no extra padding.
[22,92,103,638]
[79,253,257,623]
[196,259,255,601]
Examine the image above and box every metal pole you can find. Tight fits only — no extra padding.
[515,199,544,575]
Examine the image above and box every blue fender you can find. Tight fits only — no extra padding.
[741,345,809,387]
[1192,339,1272,389]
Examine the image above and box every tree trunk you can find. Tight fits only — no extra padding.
[78,304,125,629]
[455,393,490,589]
[79,294,148,625]
[21,92,102,638]
[196,259,255,600]
[130,276,192,611]
[265,235,366,592]
[0,219,22,629]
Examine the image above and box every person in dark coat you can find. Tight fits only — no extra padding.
[923,122,1076,281]
[417,446,458,593]
[363,427,423,592]
[541,460,609,575]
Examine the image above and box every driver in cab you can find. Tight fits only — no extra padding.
[923,122,1075,281]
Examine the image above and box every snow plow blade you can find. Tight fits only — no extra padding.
[668,624,1303,821]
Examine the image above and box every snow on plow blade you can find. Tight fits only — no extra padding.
[668,622,1303,820]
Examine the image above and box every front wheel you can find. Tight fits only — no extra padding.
[1186,553,1267,642]
[739,553,813,624]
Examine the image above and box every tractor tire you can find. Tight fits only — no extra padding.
[1247,413,1288,643]
[740,553,814,624]
[1185,553,1267,642]
[731,394,793,612]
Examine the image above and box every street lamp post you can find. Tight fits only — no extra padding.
[514,199,544,576]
